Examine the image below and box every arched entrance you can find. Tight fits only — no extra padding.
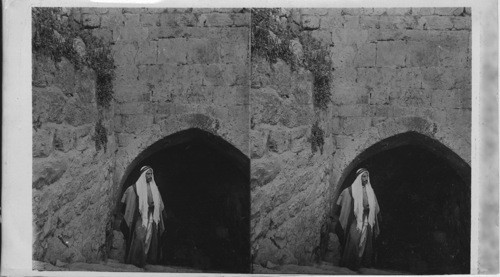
[116,128,250,273]
[335,131,470,274]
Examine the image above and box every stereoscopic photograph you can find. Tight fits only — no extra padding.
[31,5,473,275]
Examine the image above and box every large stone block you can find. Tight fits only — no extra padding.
[376,40,406,67]
[33,127,55,158]
[340,117,372,135]
[118,14,148,42]
[53,126,76,153]
[205,13,233,27]
[366,29,406,42]
[33,86,67,124]
[399,88,432,107]
[341,8,364,16]
[343,16,360,29]
[113,43,137,68]
[356,67,383,88]
[158,38,188,64]
[422,67,470,90]
[266,128,290,154]
[54,58,77,96]
[82,13,100,27]
[231,12,250,27]
[74,68,96,104]
[430,89,467,110]
[137,64,162,85]
[310,30,331,45]
[434,7,465,16]
[437,32,469,67]
[359,16,381,29]
[63,99,98,127]
[251,128,267,158]
[220,41,248,64]
[33,157,68,190]
[451,17,471,30]
[136,41,158,65]
[406,40,440,67]
[302,15,320,30]
[251,88,282,126]
[279,103,314,128]
[108,230,126,262]
[320,13,344,30]
[396,67,423,89]
[33,54,57,87]
[330,86,368,105]
[140,13,160,27]
[251,158,282,189]
[418,16,453,30]
[354,42,376,67]
[411,8,434,16]
[187,38,220,64]
[329,45,356,68]
[121,114,154,134]
[301,8,329,16]
[385,8,412,15]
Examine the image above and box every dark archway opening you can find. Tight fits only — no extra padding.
[336,132,470,274]
[117,128,250,273]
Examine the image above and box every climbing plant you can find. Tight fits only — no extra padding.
[309,121,325,154]
[33,8,115,152]
[251,8,332,110]
[32,7,115,109]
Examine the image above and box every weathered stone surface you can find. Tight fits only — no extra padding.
[302,15,320,30]
[376,40,406,67]
[33,157,68,189]
[251,158,282,189]
[251,88,282,125]
[108,230,126,262]
[250,8,470,269]
[158,38,188,64]
[63,99,98,127]
[136,41,158,65]
[53,126,76,152]
[33,86,67,124]
[33,127,55,158]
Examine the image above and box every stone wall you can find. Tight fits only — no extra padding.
[103,8,251,194]
[324,7,471,196]
[32,52,116,262]
[33,7,250,265]
[250,9,336,266]
[250,7,471,267]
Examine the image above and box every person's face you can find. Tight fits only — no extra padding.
[146,170,153,183]
[361,172,368,185]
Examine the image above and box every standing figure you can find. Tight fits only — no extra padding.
[335,168,380,270]
[121,165,166,267]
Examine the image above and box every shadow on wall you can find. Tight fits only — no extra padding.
[333,131,470,274]
[113,128,250,273]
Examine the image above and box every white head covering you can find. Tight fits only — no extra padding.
[351,168,379,230]
[136,166,163,228]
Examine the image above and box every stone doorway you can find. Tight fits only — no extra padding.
[334,132,470,274]
[113,128,250,273]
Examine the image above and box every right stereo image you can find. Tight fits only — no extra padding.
[250,7,471,275]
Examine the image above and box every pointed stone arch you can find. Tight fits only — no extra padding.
[332,131,470,274]
[112,128,250,272]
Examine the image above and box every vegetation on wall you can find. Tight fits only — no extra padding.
[251,8,332,110]
[33,8,114,152]
[32,7,115,109]
[93,118,108,152]
[309,121,325,154]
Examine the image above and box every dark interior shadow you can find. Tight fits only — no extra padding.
[116,128,250,273]
[334,132,470,274]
